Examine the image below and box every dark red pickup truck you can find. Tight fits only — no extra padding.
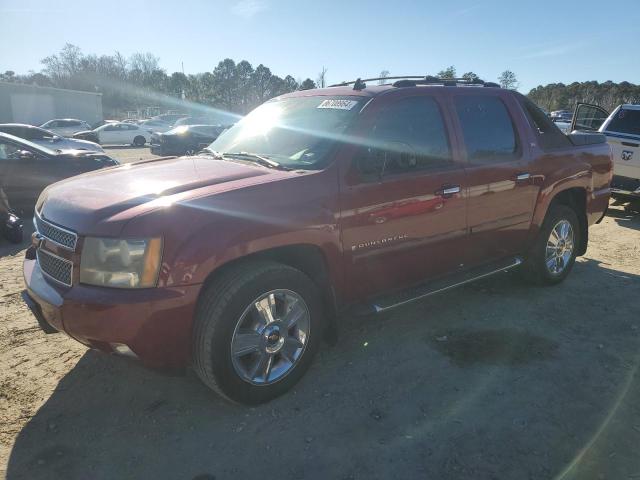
[22,77,612,404]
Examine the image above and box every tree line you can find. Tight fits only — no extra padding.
[1,46,525,119]
[1,45,637,118]
[0,44,318,118]
[528,81,640,112]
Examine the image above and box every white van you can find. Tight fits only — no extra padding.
[572,103,640,203]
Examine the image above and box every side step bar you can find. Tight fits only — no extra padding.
[358,256,523,315]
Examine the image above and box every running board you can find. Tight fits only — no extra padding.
[360,256,523,315]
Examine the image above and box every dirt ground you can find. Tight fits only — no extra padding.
[1,150,639,479]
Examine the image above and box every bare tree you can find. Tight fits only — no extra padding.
[378,69,390,85]
[316,66,328,88]
[498,70,518,90]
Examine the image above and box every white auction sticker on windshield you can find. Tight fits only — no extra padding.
[317,99,359,110]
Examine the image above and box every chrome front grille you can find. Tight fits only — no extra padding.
[35,213,78,251]
[37,249,73,287]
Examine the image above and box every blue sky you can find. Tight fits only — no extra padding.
[1,0,639,93]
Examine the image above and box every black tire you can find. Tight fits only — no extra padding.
[133,136,146,147]
[521,204,581,285]
[192,261,323,404]
[6,227,23,244]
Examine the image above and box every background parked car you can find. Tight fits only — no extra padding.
[71,129,99,143]
[139,119,173,134]
[572,103,640,207]
[150,125,227,156]
[173,116,212,127]
[74,122,151,146]
[550,110,573,122]
[152,113,188,125]
[40,119,92,137]
[91,119,119,129]
[0,124,105,153]
[0,132,118,211]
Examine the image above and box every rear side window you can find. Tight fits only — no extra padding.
[606,109,640,136]
[455,95,518,164]
[519,96,571,150]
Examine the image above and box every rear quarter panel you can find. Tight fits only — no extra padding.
[530,142,611,237]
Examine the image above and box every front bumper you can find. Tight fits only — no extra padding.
[23,257,201,368]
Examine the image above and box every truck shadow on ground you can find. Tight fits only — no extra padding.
[607,205,640,231]
[6,258,640,480]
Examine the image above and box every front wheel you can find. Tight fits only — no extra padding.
[132,136,146,147]
[192,261,323,404]
[521,204,580,285]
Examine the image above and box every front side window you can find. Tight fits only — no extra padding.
[356,96,452,178]
[209,95,364,170]
[0,138,54,157]
[606,108,640,136]
[455,95,518,164]
[0,140,21,160]
[29,128,52,140]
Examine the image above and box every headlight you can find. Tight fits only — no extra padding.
[80,237,162,288]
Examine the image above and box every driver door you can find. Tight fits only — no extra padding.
[340,93,468,300]
[571,103,609,132]
[0,138,58,210]
[99,124,119,144]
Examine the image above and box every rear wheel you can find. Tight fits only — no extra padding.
[133,136,146,147]
[192,261,323,404]
[521,204,580,285]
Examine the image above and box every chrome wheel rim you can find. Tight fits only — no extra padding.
[231,289,310,385]
[545,219,574,275]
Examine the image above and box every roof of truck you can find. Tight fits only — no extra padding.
[281,75,503,100]
[282,84,503,100]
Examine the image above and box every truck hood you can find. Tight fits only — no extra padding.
[39,156,285,235]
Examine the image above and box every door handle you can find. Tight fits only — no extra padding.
[436,185,461,198]
[515,173,531,182]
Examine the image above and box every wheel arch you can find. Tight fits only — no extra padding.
[535,187,588,256]
[198,243,341,343]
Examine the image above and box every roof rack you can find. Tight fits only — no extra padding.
[329,76,500,90]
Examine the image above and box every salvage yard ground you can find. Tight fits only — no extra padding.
[1,147,639,479]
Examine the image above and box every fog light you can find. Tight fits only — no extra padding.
[110,343,137,358]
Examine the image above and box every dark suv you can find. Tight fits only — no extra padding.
[23,77,611,404]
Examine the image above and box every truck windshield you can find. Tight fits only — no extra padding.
[208,96,364,170]
[605,108,640,136]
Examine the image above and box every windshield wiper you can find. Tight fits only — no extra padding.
[223,152,289,170]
